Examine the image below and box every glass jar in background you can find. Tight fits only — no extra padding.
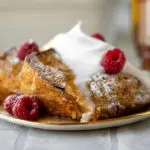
[132,0,150,70]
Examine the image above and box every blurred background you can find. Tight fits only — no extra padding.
[0,0,148,68]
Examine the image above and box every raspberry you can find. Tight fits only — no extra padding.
[92,33,105,41]
[12,95,40,120]
[17,40,39,60]
[3,95,17,115]
[101,48,126,74]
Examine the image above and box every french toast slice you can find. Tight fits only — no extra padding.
[1,47,150,122]
[89,72,150,120]
[20,49,83,119]
[0,47,23,101]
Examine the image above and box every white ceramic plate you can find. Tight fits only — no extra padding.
[0,109,150,130]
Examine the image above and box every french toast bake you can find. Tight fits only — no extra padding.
[1,23,150,122]
[1,47,150,122]
[19,50,150,121]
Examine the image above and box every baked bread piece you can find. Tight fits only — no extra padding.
[20,49,83,119]
[89,72,150,120]
[1,46,150,121]
[20,49,150,121]
[0,47,22,101]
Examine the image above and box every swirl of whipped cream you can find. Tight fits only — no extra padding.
[43,22,113,84]
[43,22,150,93]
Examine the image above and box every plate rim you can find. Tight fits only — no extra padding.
[0,109,150,130]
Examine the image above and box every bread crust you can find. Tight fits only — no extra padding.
[20,50,83,119]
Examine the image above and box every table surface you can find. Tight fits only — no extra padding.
[0,118,150,150]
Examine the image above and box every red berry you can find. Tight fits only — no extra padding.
[3,95,17,115]
[101,48,126,74]
[12,95,40,120]
[17,40,39,60]
[92,33,105,41]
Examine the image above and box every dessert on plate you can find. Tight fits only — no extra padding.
[1,22,150,123]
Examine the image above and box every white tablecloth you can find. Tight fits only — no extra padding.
[0,119,150,150]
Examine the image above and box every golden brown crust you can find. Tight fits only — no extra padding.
[20,50,83,119]
[0,48,150,122]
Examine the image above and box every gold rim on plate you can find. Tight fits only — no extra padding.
[1,109,150,125]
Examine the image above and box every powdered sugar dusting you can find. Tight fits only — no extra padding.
[30,54,66,89]
[90,82,102,97]
[103,83,112,94]
[134,92,150,104]
[90,73,116,97]
[107,101,125,115]
[9,56,20,64]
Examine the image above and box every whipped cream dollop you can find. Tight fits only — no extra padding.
[42,22,150,122]
[43,22,113,84]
